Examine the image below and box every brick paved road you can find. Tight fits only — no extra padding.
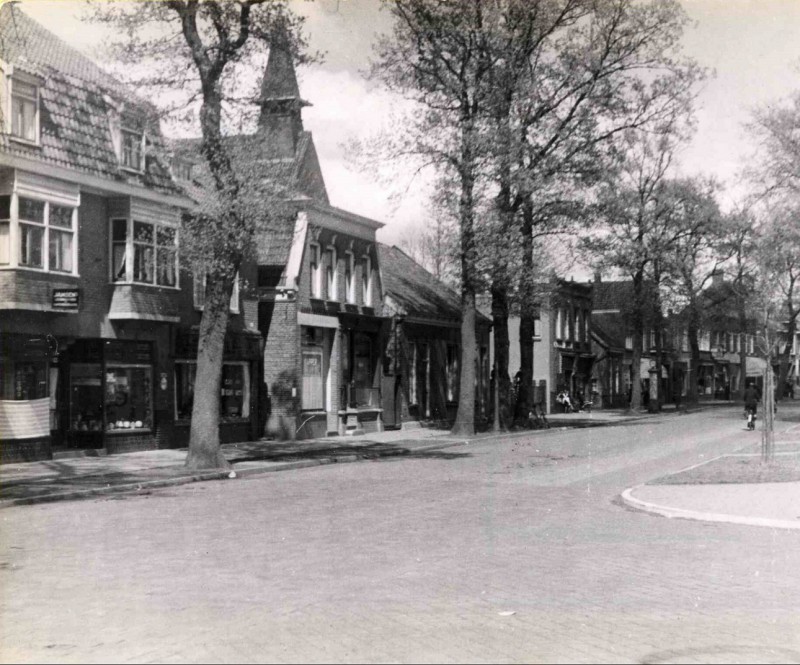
[2,407,800,664]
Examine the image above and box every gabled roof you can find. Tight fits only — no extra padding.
[379,244,488,324]
[592,280,634,311]
[0,5,178,194]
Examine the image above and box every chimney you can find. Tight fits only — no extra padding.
[711,269,724,287]
[593,271,602,284]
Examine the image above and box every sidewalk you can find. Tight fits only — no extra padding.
[0,407,650,508]
[623,403,800,531]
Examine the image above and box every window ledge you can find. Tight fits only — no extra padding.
[119,165,145,175]
[8,135,42,149]
[112,280,180,291]
[1,266,80,278]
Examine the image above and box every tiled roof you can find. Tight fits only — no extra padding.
[592,312,628,350]
[379,244,483,323]
[0,5,179,194]
[172,129,325,205]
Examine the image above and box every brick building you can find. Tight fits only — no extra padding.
[0,6,261,461]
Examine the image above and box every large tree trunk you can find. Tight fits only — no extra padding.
[738,296,748,402]
[686,320,700,406]
[517,197,536,422]
[186,275,234,471]
[776,315,796,401]
[453,118,477,437]
[491,282,511,431]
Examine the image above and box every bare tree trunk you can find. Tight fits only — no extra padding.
[452,119,477,436]
[687,321,700,406]
[187,276,233,471]
[517,197,535,422]
[491,282,511,431]
[762,345,775,463]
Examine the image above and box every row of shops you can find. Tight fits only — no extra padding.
[0,328,262,462]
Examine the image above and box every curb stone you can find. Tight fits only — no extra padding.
[0,439,469,508]
[620,485,800,531]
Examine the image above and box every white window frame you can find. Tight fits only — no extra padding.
[361,254,372,306]
[446,343,459,403]
[8,75,40,145]
[325,246,338,301]
[0,194,78,275]
[345,250,355,304]
[309,243,322,299]
[109,218,179,288]
[193,269,240,313]
[120,124,145,173]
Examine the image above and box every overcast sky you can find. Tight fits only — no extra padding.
[17,0,800,248]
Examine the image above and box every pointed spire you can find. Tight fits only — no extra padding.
[257,33,309,157]
[259,42,305,104]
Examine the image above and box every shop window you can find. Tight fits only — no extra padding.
[0,359,48,400]
[105,365,153,432]
[193,270,240,313]
[174,361,250,420]
[446,343,459,402]
[309,243,322,298]
[302,348,324,410]
[10,78,39,143]
[325,246,337,300]
[352,332,373,405]
[111,218,178,286]
[221,363,248,418]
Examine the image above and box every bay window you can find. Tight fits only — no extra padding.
[0,195,77,273]
[19,197,44,268]
[10,78,39,143]
[111,218,178,287]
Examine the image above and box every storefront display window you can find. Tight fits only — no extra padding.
[105,365,152,431]
[0,359,48,400]
[174,361,249,420]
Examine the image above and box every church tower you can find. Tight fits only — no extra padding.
[257,37,310,159]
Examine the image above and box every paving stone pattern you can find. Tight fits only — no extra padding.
[2,408,800,663]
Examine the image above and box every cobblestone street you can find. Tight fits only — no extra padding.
[2,408,800,663]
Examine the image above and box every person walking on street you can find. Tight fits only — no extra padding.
[744,382,759,430]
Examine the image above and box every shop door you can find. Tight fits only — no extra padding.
[381,373,399,429]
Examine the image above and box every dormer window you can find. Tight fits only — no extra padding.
[172,158,193,181]
[10,77,39,143]
[121,127,144,171]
